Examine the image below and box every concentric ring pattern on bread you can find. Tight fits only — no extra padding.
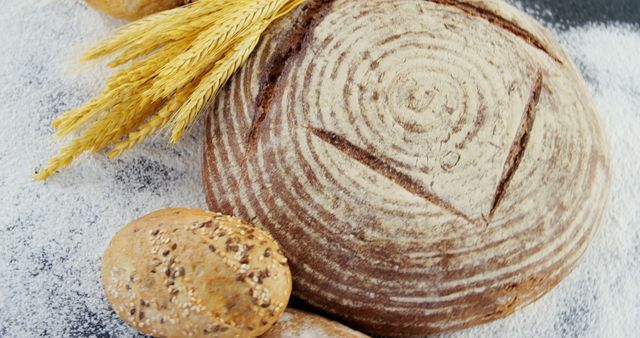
[202,0,611,336]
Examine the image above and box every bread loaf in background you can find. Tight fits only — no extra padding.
[262,309,368,338]
[202,0,611,336]
[85,0,189,20]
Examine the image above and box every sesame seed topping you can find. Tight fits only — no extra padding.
[172,269,183,278]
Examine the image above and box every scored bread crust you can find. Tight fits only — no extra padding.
[202,0,611,336]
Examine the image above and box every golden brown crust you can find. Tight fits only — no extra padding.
[85,0,189,20]
[261,309,369,338]
[202,0,611,336]
[101,208,292,338]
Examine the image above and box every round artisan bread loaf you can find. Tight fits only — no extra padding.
[202,0,611,336]
[85,0,190,20]
[262,309,368,338]
[101,208,292,338]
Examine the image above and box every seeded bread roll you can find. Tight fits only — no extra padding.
[202,0,611,336]
[262,309,369,338]
[85,0,190,20]
[101,208,292,338]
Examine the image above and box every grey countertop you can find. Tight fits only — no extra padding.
[1,1,638,337]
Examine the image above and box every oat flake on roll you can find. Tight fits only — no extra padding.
[202,0,611,336]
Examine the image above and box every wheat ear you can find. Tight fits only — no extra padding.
[36,0,306,180]
[170,29,263,142]
[109,84,196,159]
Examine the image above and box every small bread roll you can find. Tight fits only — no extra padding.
[101,208,292,338]
[85,0,190,20]
[261,309,369,338]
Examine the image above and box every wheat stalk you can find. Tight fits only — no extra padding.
[108,83,197,159]
[53,37,193,136]
[170,27,263,142]
[35,0,306,180]
[81,1,217,61]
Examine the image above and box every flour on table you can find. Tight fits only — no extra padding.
[272,312,337,338]
[1,1,639,337]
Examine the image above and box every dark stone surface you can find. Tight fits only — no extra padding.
[518,0,639,28]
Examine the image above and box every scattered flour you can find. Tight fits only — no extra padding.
[270,312,342,338]
[0,1,638,337]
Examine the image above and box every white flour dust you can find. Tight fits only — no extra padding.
[0,1,639,337]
